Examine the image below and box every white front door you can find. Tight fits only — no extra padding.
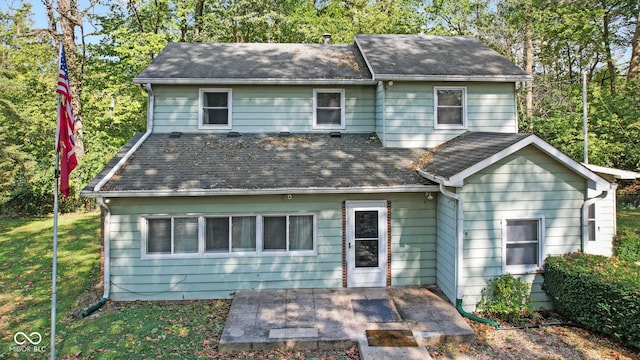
[346,200,388,287]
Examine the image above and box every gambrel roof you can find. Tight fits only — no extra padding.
[83,133,437,197]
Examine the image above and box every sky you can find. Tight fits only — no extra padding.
[1,0,109,42]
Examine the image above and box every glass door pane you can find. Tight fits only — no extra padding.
[354,210,379,268]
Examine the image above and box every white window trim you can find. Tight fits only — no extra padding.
[198,88,232,130]
[313,88,346,130]
[434,86,467,129]
[502,215,545,274]
[587,204,597,242]
[141,213,317,259]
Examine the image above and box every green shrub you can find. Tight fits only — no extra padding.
[543,253,640,349]
[477,274,533,323]
[614,228,640,263]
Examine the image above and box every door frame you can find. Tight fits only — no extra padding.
[344,200,389,288]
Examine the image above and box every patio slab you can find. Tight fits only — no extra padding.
[219,286,474,359]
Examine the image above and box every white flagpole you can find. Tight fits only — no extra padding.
[51,151,60,360]
[51,43,62,359]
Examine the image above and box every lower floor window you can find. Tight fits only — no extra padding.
[503,217,544,273]
[144,214,315,258]
[587,204,596,241]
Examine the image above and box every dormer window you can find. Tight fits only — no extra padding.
[313,89,345,129]
[199,88,232,129]
[434,87,467,129]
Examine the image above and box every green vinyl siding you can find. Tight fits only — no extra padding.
[390,198,437,286]
[458,146,586,311]
[436,193,457,304]
[106,193,436,301]
[152,85,375,134]
[382,82,518,148]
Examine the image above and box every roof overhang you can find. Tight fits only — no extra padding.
[81,184,440,198]
[132,78,377,85]
[373,74,532,82]
[582,163,640,180]
[419,135,612,191]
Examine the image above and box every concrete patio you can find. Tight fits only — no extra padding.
[219,286,475,359]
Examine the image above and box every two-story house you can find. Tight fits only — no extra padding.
[83,34,617,311]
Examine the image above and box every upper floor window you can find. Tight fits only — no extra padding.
[434,87,466,129]
[503,217,544,274]
[313,89,345,129]
[199,88,232,129]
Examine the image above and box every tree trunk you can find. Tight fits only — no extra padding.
[524,3,534,119]
[194,0,205,42]
[602,4,615,93]
[629,7,640,80]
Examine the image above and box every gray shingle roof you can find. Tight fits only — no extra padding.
[134,35,530,84]
[420,132,532,179]
[84,133,435,195]
[355,34,530,81]
[134,42,371,83]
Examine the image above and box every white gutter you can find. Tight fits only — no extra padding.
[132,78,377,86]
[93,84,155,193]
[83,185,440,198]
[373,74,532,82]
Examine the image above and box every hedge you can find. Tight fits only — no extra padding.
[543,253,640,349]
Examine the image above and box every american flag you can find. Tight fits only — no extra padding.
[56,45,77,197]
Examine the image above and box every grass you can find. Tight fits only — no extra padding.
[618,209,640,229]
[1,210,638,359]
[0,213,358,359]
[0,213,101,359]
[615,209,640,262]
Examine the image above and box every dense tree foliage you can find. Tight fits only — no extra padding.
[0,0,638,215]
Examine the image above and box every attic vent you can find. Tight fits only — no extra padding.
[279,131,290,137]
[227,131,241,138]
[329,131,342,138]
[169,132,182,138]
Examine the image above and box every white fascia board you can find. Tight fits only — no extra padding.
[80,184,440,198]
[132,78,377,85]
[582,163,640,180]
[353,36,377,81]
[373,74,532,82]
[447,135,612,190]
[415,169,457,187]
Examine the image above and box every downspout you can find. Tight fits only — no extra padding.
[82,84,155,317]
[81,196,110,317]
[434,183,503,326]
[437,183,464,302]
[377,81,386,147]
[581,188,609,253]
[417,168,501,327]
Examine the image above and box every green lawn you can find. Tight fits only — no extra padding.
[1,210,638,359]
[618,209,640,229]
[0,213,101,359]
